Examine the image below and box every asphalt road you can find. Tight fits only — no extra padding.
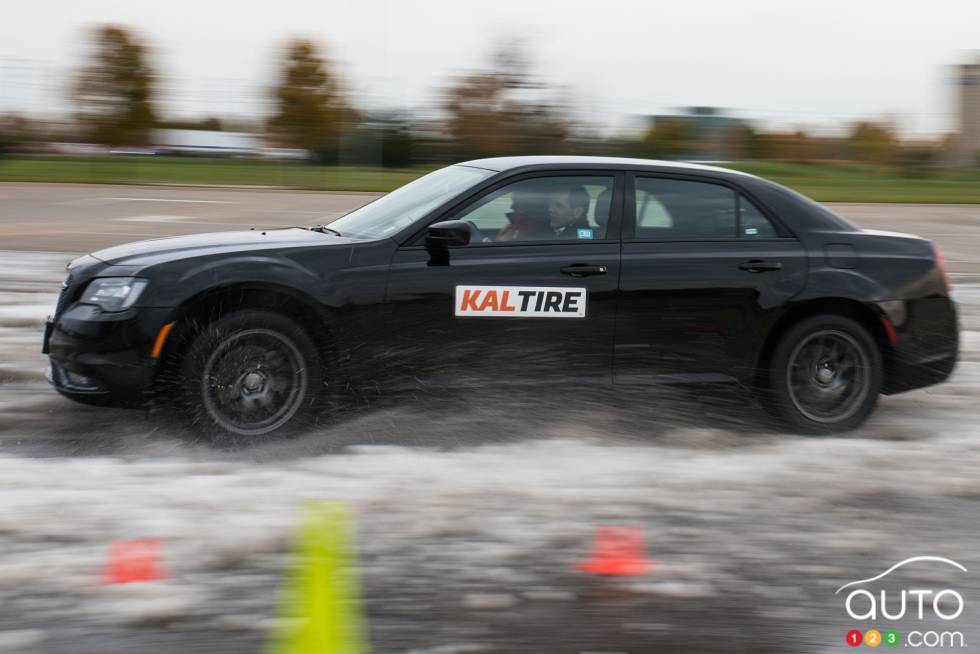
[1,183,980,276]
[0,183,378,253]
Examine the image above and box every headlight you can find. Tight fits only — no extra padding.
[81,278,149,312]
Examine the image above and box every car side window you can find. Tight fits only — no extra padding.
[739,194,777,237]
[633,178,736,240]
[450,176,615,244]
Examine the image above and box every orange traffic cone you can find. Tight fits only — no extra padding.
[576,526,654,576]
[103,539,166,584]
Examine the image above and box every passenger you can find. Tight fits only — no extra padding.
[495,188,552,242]
[548,184,592,239]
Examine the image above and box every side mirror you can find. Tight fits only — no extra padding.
[426,220,471,248]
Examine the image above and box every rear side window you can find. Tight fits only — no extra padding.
[633,178,736,240]
[739,195,777,237]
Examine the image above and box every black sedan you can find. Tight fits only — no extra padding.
[43,156,958,438]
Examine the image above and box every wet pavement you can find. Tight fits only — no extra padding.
[1,190,979,653]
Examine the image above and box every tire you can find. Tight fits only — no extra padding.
[178,310,323,443]
[762,314,881,434]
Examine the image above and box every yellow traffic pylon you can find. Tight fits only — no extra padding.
[266,502,368,654]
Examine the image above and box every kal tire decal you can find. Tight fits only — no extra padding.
[454,285,587,318]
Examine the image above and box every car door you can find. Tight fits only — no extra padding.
[614,173,807,384]
[382,171,624,388]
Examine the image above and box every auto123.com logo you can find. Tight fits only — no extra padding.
[837,556,968,649]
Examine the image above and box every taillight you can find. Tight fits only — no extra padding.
[933,243,952,293]
[879,315,898,347]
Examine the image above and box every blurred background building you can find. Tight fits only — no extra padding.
[952,56,980,166]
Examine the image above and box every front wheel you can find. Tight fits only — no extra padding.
[762,314,881,434]
[178,310,323,442]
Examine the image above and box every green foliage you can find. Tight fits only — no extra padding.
[74,26,158,146]
[443,42,570,159]
[158,117,225,132]
[638,117,694,159]
[444,71,516,158]
[731,122,768,160]
[379,123,415,168]
[847,121,899,164]
[331,117,417,168]
[898,145,939,178]
[0,115,27,158]
[752,130,820,163]
[268,40,355,161]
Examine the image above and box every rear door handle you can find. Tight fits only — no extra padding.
[561,264,607,277]
[738,259,783,273]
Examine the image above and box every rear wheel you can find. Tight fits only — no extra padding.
[763,314,881,434]
[178,310,322,442]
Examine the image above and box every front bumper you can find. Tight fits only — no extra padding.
[44,304,174,408]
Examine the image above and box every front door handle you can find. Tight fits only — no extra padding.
[561,264,607,277]
[738,259,783,273]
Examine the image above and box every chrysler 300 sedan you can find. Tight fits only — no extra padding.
[43,157,958,438]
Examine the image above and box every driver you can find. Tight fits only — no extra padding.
[495,188,552,242]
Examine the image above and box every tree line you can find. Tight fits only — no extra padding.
[0,25,950,169]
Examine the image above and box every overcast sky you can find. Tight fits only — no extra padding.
[2,0,978,136]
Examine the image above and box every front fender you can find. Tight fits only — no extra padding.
[176,254,320,292]
[136,252,326,308]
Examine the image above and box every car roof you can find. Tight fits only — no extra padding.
[458,155,756,178]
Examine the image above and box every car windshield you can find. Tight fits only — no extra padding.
[328,165,495,239]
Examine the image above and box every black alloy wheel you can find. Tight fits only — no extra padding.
[179,310,322,441]
[764,314,881,434]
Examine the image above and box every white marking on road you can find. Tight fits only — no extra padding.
[50,197,121,206]
[105,197,234,204]
[44,231,174,238]
[276,209,338,215]
[113,215,263,227]
[117,215,195,223]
